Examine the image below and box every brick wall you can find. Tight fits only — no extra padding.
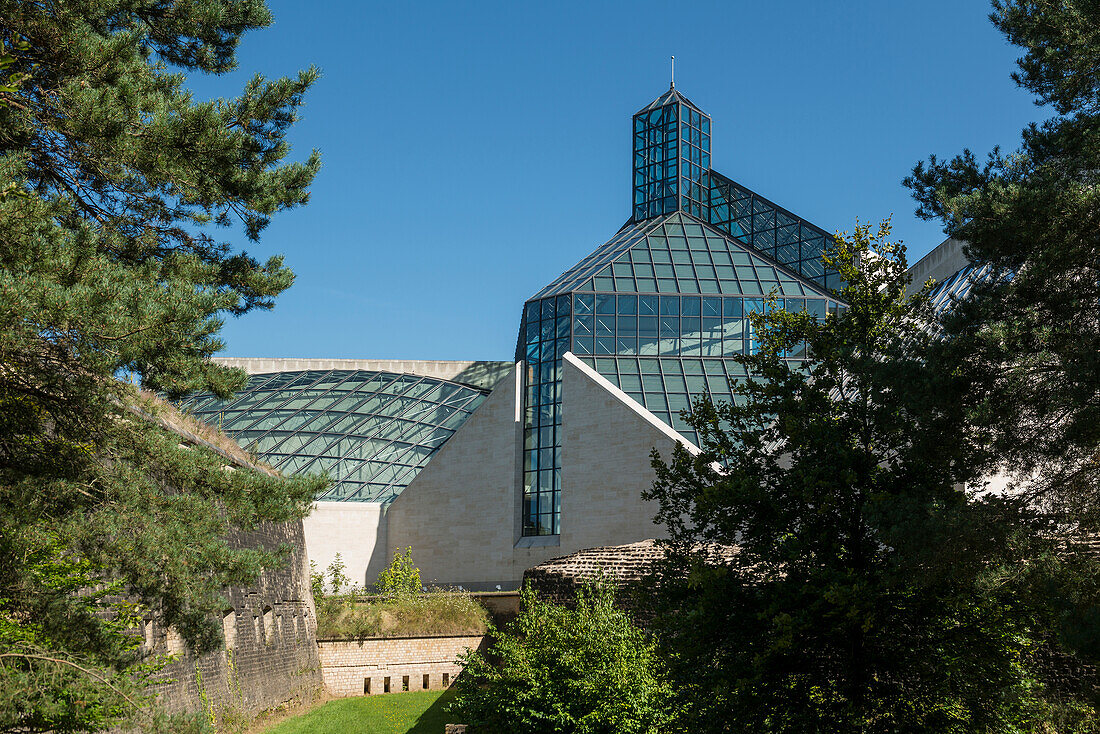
[317,635,486,696]
[523,540,664,607]
[146,519,323,720]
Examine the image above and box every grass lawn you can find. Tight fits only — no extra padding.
[261,690,458,734]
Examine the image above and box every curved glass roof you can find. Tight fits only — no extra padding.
[180,370,490,503]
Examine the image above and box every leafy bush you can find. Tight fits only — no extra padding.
[376,547,421,598]
[311,553,354,596]
[450,583,675,734]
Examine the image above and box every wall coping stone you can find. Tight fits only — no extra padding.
[317,633,485,643]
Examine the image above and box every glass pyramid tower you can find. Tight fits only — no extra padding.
[515,85,844,537]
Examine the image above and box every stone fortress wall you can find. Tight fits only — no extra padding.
[144,520,323,719]
[522,539,667,607]
[137,404,324,721]
[317,635,486,697]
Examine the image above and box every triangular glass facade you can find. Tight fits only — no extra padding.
[516,89,845,537]
[577,212,832,298]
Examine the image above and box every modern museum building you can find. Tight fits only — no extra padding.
[183,85,979,590]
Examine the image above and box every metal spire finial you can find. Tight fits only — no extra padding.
[670,56,675,88]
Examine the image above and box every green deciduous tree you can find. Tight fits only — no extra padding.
[0,1,325,730]
[644,222,1100,733]
[451,583,675,734]
[905,0,1100,527]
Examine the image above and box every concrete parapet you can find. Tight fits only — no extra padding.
[907,237,969,295]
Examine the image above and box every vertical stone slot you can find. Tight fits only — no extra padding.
[384,676,391,693]
[364,677,371,695]
[442,672,450,687]
[402,675,409,691]
[222,610,237,650]
[263,607,274,646]
[423,673,430,690]
[165,627,185,655]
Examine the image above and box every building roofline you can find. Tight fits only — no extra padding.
[211,358,513,391]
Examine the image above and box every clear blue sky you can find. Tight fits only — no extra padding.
[190,0,1040,361]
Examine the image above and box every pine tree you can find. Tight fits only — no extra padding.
[0,2,326,730]
[905,0,1100,530]
[644,223,1100,733]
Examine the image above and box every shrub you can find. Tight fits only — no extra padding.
[376,547,421,598]
[450,582,675,734]
[310,553,356,596]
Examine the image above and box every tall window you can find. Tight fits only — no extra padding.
[519,295,570,536]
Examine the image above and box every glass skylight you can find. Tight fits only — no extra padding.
[181,370,489,504]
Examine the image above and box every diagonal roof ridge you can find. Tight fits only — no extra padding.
[635,86,705,116]
[528,214,673,300]
[676,209,835,299]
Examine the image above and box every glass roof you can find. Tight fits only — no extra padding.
[518,210,842,538]
[707,171,842,290]
[518,84,852,539]
[530,216,664,300]
[531,211,834,302]
[635,86,705,115]
[928,262,997,313]
[180,370,489,504]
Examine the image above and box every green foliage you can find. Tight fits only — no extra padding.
[904,1,1100,718]
[644,222,1100,733]
[311,554,485,639]
[0,0,324,730]
[905,0,1100,530]
[327,553,352,596]
[451,583,675,734]
[0,36,30,106]
[309,560,325,600]
[376,547,422,598]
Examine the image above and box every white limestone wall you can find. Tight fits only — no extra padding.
[383,354,691,589]
[380,364,526,588]
[558,353,686,550]
[302,501,386,589]
[907,237,969,295]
